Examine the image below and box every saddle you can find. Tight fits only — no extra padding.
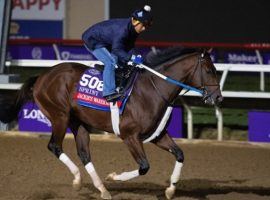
[94,64,138,96]
[75,64,138,113]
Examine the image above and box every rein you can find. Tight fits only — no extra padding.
[139,54,205,95]
[145,54,204,106]
[139,63,204,95]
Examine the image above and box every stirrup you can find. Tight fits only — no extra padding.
[116,86,124,94]
[105,93,122,102]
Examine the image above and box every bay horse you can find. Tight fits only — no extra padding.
[1,49,222,199]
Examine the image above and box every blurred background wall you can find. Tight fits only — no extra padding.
[10,0,270,42]
[65,0,107,39]
[110,0,270,43]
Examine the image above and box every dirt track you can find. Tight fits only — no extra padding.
[0,132,270,200]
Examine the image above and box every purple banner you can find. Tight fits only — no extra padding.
[57,46,95,60]
[19,102,70,133]
[7,45,56,60]
[263,54,270,64]
[248,111,270,142]
[167,107,183,138]
[225,51,259,64]
[7,44,96,60]
[224,51,270,64]
[6,43,270,64]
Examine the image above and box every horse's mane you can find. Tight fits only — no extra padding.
[144,46,199,68]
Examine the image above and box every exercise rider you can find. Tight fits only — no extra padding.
[82,5,153,102]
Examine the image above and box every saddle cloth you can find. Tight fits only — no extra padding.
[74,67,135,114]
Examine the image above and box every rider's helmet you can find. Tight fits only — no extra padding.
[132,5,153,28]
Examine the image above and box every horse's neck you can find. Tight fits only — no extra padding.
[124,57,195,134]
[153,54,197,101]
[133,59,189,110]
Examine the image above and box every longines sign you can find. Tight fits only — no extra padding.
[18,102,71,133]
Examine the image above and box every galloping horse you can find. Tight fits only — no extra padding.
[1,48,222,199]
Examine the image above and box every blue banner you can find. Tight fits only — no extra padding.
[10,20,63,39]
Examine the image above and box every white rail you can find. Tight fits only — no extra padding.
[182,91,270,98]
[5,59,102,68]
[4,59,270,96]
[0,83,21,90]
[2,60,101,90]
[216,63,270,72]
[5,59,270,71]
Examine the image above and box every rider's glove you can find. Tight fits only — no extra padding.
[131,54,143,65]
[129,54,144,68]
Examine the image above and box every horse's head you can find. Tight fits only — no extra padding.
[144,47,223,106]
[188,52,223,105]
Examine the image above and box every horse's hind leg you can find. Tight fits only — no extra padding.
[152,131,184,200]
[47,114,81,191]
[73,125,111,200]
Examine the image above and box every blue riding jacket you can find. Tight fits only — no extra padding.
[82,18,139,64]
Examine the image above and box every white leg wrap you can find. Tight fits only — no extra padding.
[165,161,183,199]
[170,161,183,185]
[85,162,105,192]
[59,153,81,181]
[113,170,139,181]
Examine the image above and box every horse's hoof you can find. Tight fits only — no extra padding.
[165,186,175,200]
[72,178,82,191]
[101,189,112,199]
[73,182,82,191]
[105,172,117,181]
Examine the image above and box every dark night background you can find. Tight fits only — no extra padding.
[110,0,270,43]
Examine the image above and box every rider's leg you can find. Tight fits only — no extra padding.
[91,48,117,97]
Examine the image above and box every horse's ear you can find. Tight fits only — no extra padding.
[207,48,213,53]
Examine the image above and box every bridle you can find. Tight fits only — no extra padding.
[186,53,220,101]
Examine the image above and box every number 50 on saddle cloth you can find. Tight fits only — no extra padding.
[73,68,136,114]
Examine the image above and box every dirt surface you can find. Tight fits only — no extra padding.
[0,132,270,200]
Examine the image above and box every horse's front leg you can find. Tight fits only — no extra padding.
[106,134,149,181]
[152,131,184,200]
[75,125,111,199]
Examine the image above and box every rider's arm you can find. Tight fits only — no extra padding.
[111,34,133,64]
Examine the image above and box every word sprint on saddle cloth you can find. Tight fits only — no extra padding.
[74,68,132,114]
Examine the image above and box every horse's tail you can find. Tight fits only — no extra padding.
[0,76,38,124]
